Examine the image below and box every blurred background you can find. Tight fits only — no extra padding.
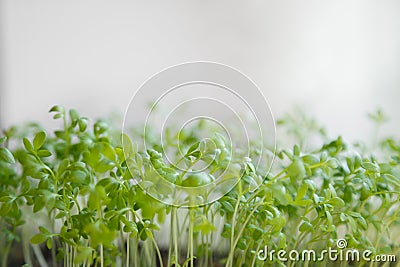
[1,0,399,142]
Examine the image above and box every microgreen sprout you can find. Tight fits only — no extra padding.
[0,106,399,266]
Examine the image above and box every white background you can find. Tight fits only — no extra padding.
[1,0,399,141]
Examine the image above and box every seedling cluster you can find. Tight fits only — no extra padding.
[0,106,399,266]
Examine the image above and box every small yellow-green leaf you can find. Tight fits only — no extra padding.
[296,183,308,202]
[69,109,79,122]
[329,197,345,208]
[33,132,46,150]
[299,221,313,232]
[0,147,15,164]
[46,237,53,249]
[49,105,65,113]
[78,117,88,132]
[37,149,52,157]
[39,226,51,235]
[23,138,34,153]
[361,162,379,172]
[30,233,47,244]
[0,137,6,145]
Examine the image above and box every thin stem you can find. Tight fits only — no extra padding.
[173,207,179,266]
[126,233,130,267]
[168,208,175,266]
[97,207,104,267]
[69,243,73,267]
[204,232,209,267]
[227,191,242,267]
[225,196,265,267]
[22,232,33,267]
[133,237,139,267]
[250,241,263,267]
[32,244,49,267]
[65,243,68,267]
[188,208,195,267]
[203,205,210,267]
[51,237,57,267]
[150,235,163,267]
[63,114,70,157]
[100,244,104,267]
[1,239,12,267]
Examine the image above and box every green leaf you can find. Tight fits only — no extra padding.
[249,224,264,239]
[37,149,52,157]
[53,113,64,120]
[122,134,135,157]
[94,120,108,136]
[270,216,286,233]
[137,222,148,241]
[270,183,290,205]
[327,158,338,168]
[347,211,362,218]
[302,154,319,165]
[78,117,89,132]
[88,185,106,210]
[295,199,313,206]
[185,141,200,156]
[361,162,379,172]
[33,197,46,213]
[55,211,67,219]
[320,151,328,162]
[123,221,138,235]
[39,226,51,235]
[70,170,88,184]
[0,147,15,164]
[329,197,345,208]
[74,246,95,265]
[220,201,234,213]
[85,220,117,247]
[221,223,232,238]
[278,233,287,249]
[49,105,65,113]
[383,174,400,187]
[237,237,247,250]
[33,131,46,150]
[295,183,308,202]
[304,179,316,192]
[69,109,79,122]
[293,144,300,156]
[325,210,333,225]
[54,130,65,139]
[30,233,47,244]
[360,183,370,201]
[357,216,368,230]
[98,142,116,161]
[0,137,6,145]
[286,158,306,180]
[46,238,53,249]
[343,186,352,203]
[23,138,34,153]
[328,184,337,198]
[346,157,354,172]
[193,219,217,235]
[0,202,11,216]
[299,221,313,232]
[348,216,357,231]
